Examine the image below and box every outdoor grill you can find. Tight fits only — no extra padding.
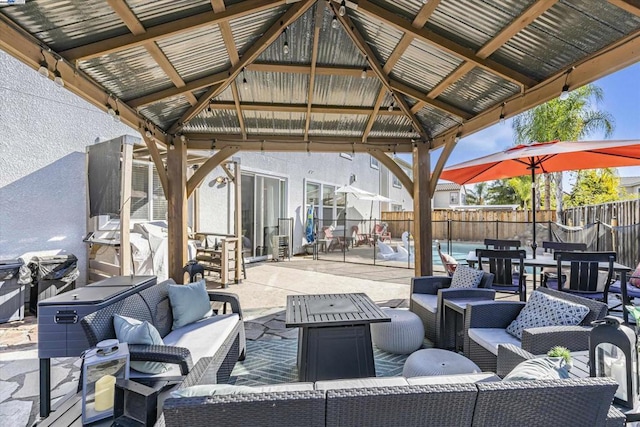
[38,275,157,416]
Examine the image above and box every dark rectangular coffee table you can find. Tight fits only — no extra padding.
[285,293,390,381]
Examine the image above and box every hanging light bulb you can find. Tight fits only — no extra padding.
[145,128,152,138]
[53,61,64,87]
[242,68,249,90]
[559,84,570,101]
[113,110,121,122]
[339,0,346,17]
[331,15,339,29]
[388,102,394,112]
[454,132,461,143]
[361,66,367,79]
[499,112,505,124]
[38,60,49,78]
[422,0,429,4]
[206,103,212,113]
[106,105,116,116]
[283,28,289,55]
[169,141,175,151]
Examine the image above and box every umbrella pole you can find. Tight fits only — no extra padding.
[531,166,537,259]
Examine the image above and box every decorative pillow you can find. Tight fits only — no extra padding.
[630,262,640,288]
[440,252,458,275]
[450,265,485,289]
[503,357,570,381]
[171,384,255,398]
[505,291,590,340]
[168,280,213,330]
[113,315,168,374]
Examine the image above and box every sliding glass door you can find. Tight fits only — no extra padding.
[242,173,286,257]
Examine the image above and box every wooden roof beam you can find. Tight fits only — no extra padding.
[348,0,538,88]
[169,0,316,134]
[204,101,405,115]
[430,30,640,149]
[608,0,640,16]
[61,0,286,61]
[211,0,246,140]
[305,2,325,140]
[411,0,558,110]
[331,2,431,142]
[185,139,415,154]
[106,0,198,106]
[0,14,169,146]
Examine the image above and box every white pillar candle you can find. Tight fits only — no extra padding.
[94,375,116,412]
[610,359,628,399]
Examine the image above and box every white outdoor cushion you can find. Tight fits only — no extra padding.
[410,293,438,314]
[131,313,239,380]
[468,328,522,355]
[249,383,315,393]
[505,291,589,339]
[171,382,315,398]
[407,373,501,385]
[315,376,408,391]
[450,265,484,289]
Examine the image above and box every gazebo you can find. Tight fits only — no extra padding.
[1,0,638,281]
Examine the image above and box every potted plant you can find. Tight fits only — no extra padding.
[547,346,572,371]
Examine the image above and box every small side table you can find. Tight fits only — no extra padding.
[442,299,479,352]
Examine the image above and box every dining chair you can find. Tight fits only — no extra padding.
[609,259,640,309]
[540,241,587,289]
[476,249,527,301]
[484,239,522,250]
[554,251,616,303]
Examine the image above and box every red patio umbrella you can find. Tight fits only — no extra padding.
[440,139,640,256]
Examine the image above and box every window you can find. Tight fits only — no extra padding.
[339,153,353,161]
[131,161,167,221]
[370,156,379,169]
[392,204,403,211]
[450,192,460,205]
[306,181,343,228]
[392,175,401,188]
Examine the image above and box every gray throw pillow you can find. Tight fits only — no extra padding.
[505,290,590,340]
[503,357,570,381]
[113,314,168,374]
[450,265,485,289]
[171,384,256,398]
[168,279,213,330]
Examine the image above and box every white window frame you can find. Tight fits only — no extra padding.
[370,156,379,169]
[339,153,353,161]
[392,175,401,188]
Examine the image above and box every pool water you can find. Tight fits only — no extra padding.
[434,240,535,273]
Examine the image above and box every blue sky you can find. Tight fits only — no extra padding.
[399,63,640,180]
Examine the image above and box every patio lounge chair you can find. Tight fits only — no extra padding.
[409,271,494,347]
[373,223,391,243]
[464,287,607,372]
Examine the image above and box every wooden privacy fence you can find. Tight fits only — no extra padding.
[382,210,556,241]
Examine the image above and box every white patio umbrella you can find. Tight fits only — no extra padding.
[359,194,395,219]
[335,185,375,233]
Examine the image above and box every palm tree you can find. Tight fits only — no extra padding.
[465,182,488,205]
[512,84,614,221]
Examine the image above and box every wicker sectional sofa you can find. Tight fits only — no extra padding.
[81,279,246,384]
[162,357,624,426]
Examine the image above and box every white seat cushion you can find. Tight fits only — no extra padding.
[130,313,239,380]
[411,293,438,314]
[468,328,522,356]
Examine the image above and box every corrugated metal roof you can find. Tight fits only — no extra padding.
[392,38,462,94]
[366,0,422,20]
[139,95,192,130]
[184,109,241,134]
[257,4,313,65]
[230,4,289,58]
[426,0,535,51]
[212,85,235,103]
[79,46,173,101]
[308,113,368,137]
[156,24,229,82]
[491,0,640,81]
[369,114,414,138]
[1,0,126,50]
[317,7,367,67]
[439,67,520,114]
[350,9,404,66]
[237,71,309,104]
[414,104,461,137]
[313,75,382,107]
[243,111,306,135]
[127,0,212,28]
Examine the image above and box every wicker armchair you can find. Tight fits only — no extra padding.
[409,272,494,347]
[463,287,608,372]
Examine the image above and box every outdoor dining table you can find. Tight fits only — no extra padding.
[466,251,632,321]
[285,293,390,381]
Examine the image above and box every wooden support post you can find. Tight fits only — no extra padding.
[413,142,433,277]
[119,139,133,276]
[233,161,242,283]
[167,136,188,283]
